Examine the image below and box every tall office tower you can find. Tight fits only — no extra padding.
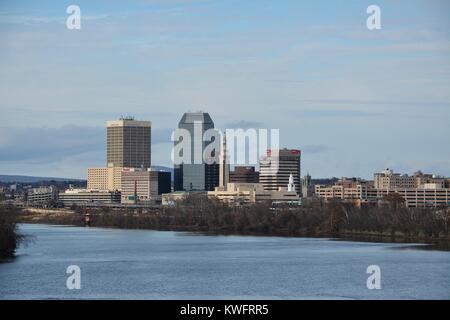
[219,134,230,189]
[259,148,301,193]
[173,112,219,191]
[107,117,151,169]
[229,166,259,183]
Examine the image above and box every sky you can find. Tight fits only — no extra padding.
[0,0,449,179]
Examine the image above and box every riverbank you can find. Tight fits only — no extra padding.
[0,205,25,261]
[18,203,450,250]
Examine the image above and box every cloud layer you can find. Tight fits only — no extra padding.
[0,0,449,178]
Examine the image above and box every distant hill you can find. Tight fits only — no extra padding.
[0,175,85,183]
[0,166,173,184]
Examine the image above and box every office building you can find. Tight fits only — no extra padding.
[229,166,259,183]
[374,168,416,189]
[259,148,301,193]
[208,181,300,205]
[87,166,123,191]
[413,171,449,188]
[59,189,121,206]
[368,187,450,208]
[315,175,450,208]
[27,186,57,206]
[120,168,171,204]
[157,171,172,195]
[315,184,370,202]
[107,117,151,168]
[374,168,448,190]
[121,168,159,204]
[174,112,219,191]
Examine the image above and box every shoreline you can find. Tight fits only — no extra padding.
[18,219,450,251]
[17,203,450,252]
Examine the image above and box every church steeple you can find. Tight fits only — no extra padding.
[219,133,230,189]
[287,173,295,192]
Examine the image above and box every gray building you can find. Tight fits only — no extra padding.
[107,117,151,169]
[59,189,121,206]
[27,186,58,207]
[174,112,219,191]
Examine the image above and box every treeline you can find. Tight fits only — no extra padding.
[21,194,449,244]
[0,204,25,260]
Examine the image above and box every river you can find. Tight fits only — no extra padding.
[0,224,449,299]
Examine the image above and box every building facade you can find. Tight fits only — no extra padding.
[107,118,151,169]
[87,166,123,191]
[315,184,369,201]
[259,149,301,194]
[121,168,159,204]
[173,112,219,191]
[315,178,450,208]
[59,189,121,206]
[208,182,300,204]
[27,186,57,206]
[157,171,172,195]
[367,187,450,208]
[229,166,259,183]
[374,168,417,189]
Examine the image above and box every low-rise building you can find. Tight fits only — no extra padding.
[208,174,300,205]
[27,186,58,207]
[259,149,301,193]
[59,188,121,206]
[316,178,450,208]
[374,168,447,189]
[374,168,417,189]
[161,191,205,206]
[366,187,450,208]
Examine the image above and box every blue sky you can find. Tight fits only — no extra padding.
[0,0,449,179]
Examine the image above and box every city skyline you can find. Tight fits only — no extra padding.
[1,0,450,179]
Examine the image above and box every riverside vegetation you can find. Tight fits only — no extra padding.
[18,193,450,249]
[0,204,26,261]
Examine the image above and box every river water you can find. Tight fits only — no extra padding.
[0,224,449,299]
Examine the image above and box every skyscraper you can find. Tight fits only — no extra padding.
[106,117,151,169]
[173,112,219,191]
[259,148,301,193]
